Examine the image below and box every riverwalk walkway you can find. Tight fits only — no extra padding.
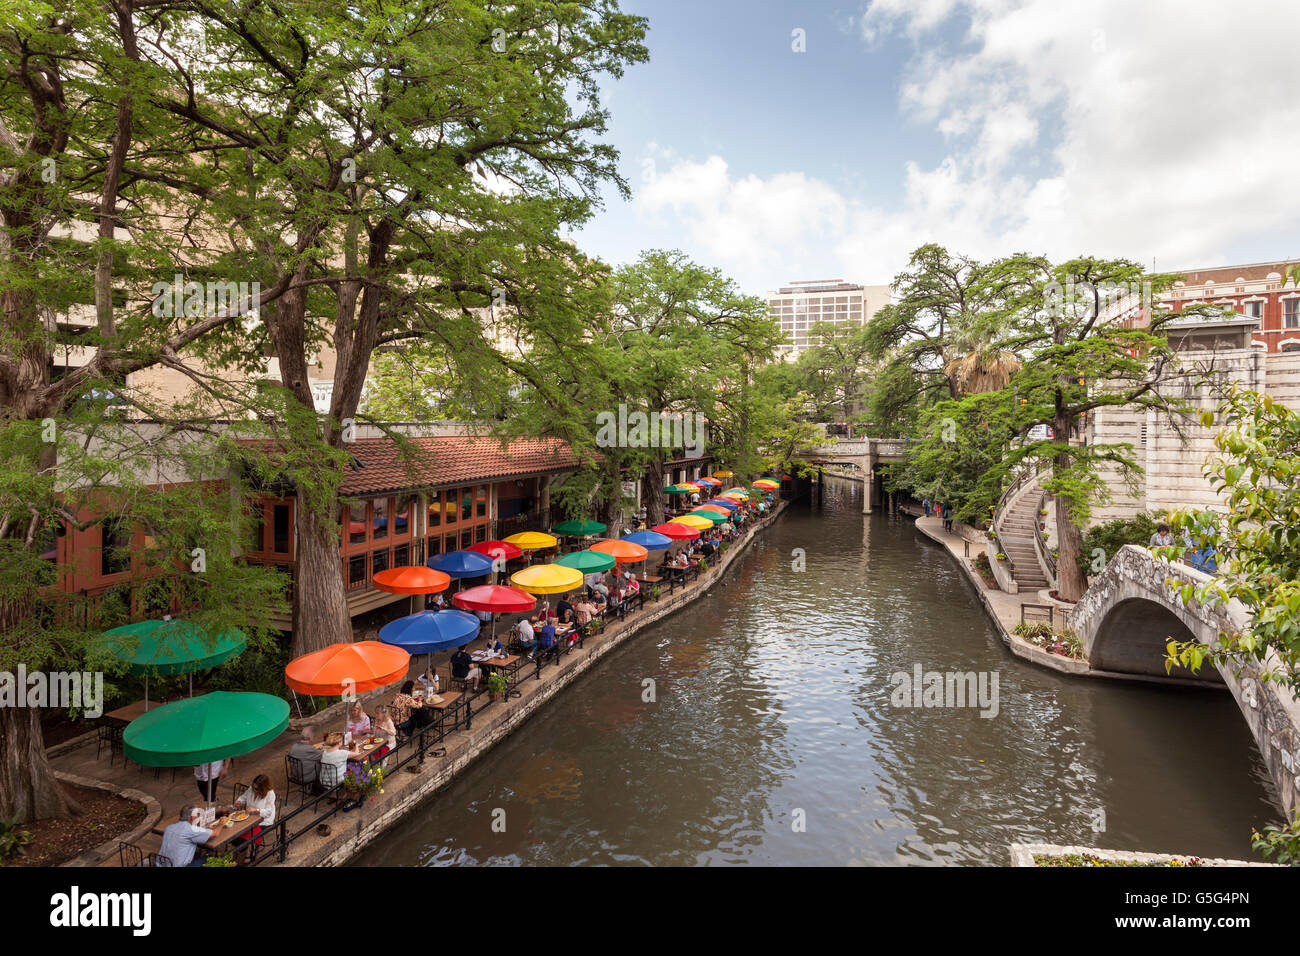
[913,515,1091,676]
[52,500,788,867]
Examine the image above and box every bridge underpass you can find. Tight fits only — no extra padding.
[802,438,909,514]
[1073,545,1300,815]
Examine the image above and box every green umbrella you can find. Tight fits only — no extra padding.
[688,509,729,525]
[99,619,247,708]
[551,519,608,536]
[124,691,289,769]
[663,485,694,494]
[555,550,617,574]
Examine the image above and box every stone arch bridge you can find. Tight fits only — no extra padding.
[801,439,909,513]
[1072,544,1300,816]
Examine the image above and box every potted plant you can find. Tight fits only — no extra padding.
[343,762,384,807]
[202,850,237,867]
[995,552,1008,562]
[647,584,661,602]
[487,670,508,701]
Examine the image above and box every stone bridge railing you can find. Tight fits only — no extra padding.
[1073,544,1300,817]
[802,438,909,463]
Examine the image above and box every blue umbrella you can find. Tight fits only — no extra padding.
[705,498,739,511]
[428,550,493,579]
[379,609,481,655]
[621,530,673,551]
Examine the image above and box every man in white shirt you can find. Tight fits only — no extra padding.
[515,616,536,657]
[158,805,214,867]
[194,759,226,803]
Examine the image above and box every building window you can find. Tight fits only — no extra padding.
[475,524,487,544]
[372,497,388,540]
[271,504,291,554]
[395,496,412,536]
[348,553,367,589]
[394,543,409,567]
[1247,300,1263,318]
[428,491,442,528]
[1285,299,1299,328]
[476,485,487,519]
[101,518,132,577]
[460,487,473,522]
[461,529,473,550]
[372,548,389,577]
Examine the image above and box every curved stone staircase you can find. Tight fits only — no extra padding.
[997,478,1051,594]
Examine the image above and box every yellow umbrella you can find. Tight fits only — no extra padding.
[510,563,584,595]
[670,514,713,530]
[712,471,734,480]
[504,531,559,550]
[720,491,749,501]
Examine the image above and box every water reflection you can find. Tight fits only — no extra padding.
[353,493,1278,866]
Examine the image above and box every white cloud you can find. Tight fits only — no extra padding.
[633,0,1300,292]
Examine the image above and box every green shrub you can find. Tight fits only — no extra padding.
[1252,812,1300,865]
[0,817,33,865]
[1078,512,1167,577]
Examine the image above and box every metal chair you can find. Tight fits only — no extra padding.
[97,723,124,764]
[118,840,144,868]
[284,755,317,808]
[153,853,173,867]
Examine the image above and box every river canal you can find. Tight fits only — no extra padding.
[352,489,1278,866]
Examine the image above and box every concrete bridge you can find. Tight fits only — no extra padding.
[801,438,910,514]
[1073,544,1300,816]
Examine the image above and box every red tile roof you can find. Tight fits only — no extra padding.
[241,435,594,496]
[337,436,594,495]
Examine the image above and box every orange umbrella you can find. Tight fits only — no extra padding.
[696,504,730,515]
[590,539,648,564]
[284,641,410,696]
[372,565,451,596]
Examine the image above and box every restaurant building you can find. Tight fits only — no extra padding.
[56,430,713,633]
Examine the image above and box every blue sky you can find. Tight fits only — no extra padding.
[570,0,1300,296]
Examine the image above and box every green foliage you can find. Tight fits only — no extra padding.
[1077,513,1166,577]
[1165,384,1300,693]
[201,850,236,868]
[1252,812,1300,865]
[487,670,508,697]
[0,817,33,865]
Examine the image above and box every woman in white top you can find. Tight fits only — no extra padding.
[345,702,371,739]
[230,773,276,862]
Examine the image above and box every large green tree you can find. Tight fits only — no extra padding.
[124,0,648,655]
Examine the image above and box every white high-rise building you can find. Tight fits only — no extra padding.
[767,279,891,358]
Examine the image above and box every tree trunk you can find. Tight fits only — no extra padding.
[290,497,351,658]
[1054,495,1088,602]
[0,707,78,822]
[645,457,666,527]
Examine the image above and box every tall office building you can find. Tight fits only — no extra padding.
[767,279,891,358]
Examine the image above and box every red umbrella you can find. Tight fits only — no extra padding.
[467,540,524,561]
[651,522,700,541]
[452,584,537,644]
[452,584,537,614]
[372,566,451,595]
